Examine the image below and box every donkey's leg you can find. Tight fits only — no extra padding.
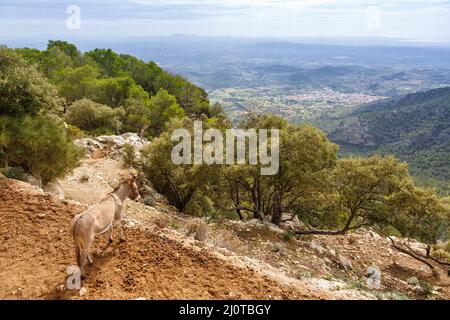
[115,211,125,242]
[79,248,87,280]
[87,252,94,265]
[79,237,94,279]
[106,224,114,245]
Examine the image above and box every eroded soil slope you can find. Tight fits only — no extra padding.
[0,179,311,300]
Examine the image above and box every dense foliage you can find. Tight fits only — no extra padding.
[0,47,84,183]
[139,113,449,249]
[319,87,450,194]
[0,115,84,183]
[1,41,448,258]
[0,48,62,116]
[16,40,214,139]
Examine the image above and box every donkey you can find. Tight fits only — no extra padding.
[70,177,141,279]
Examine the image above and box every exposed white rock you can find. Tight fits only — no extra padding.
[338,255,353,270]
[43,181,65,200]
[76,133,148,159]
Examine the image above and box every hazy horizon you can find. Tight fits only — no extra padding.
[1,0,450,44]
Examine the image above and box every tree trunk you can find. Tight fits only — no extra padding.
[235,209,244,220]
[139,124,150,139]
[271,194,283,225]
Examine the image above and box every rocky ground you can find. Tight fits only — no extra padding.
[0,133,448,300]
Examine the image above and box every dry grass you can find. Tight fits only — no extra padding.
[208,229,248,255]
[153,215,170,229]
[183,218,209,241]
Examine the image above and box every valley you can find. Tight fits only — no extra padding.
[142,38,450,193]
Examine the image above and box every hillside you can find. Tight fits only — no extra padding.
[1,136,449,300]
[318,87,450,193]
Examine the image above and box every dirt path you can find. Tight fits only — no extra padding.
[0,179,314,300]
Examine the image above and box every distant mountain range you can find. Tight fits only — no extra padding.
[318,87,450,193]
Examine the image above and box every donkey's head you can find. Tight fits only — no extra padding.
[127,178,141,202]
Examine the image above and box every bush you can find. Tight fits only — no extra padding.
[66,124,85,139]
[0,166,26,181]
[65,98,124,135]
[0,115,84,183]
[121,143,136,168]
[0,48,62,116]
[283,230,296,242]
[184,218,208,241]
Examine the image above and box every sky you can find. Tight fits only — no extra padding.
[1,0,450,43]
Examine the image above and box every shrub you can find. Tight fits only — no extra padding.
[121,143,136,168]
[207,229,247,254]
[0,48,62,116]
[0,115,84,183]
[143,195,156,207]
[184,218,208,241]
[0,166,26,181]
[66,124,85,139]
[283,230,296,242]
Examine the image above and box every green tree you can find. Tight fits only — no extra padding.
[122,94,152,138]
[86,76,136,108]
[295,156,447,239]
[54,64,101,103]
[0,115,84,183]
[47,40,81,60]
[85,48,121,77]
[140,118,219,212]
[65,99,124,134]
[148,89,185,136]
[222,114,338,224]
[0,48,62,116]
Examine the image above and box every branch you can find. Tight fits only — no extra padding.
[373,226,436,272]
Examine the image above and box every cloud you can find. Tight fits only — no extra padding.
[0,0,449,41]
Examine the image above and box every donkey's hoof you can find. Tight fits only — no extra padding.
[109,238,114,244]
[81,274,86,280]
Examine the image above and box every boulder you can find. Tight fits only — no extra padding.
[23,174,42,189]
[76,133,148,159]
[43,181,65,200]
[310,240,326,254]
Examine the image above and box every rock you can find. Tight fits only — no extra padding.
[368,230,381,239]
[75,138,103,157]
[76,133,148,159]
[139,185,167,204]
[310,240,325,254]
[282,214,304,229]
[266,222,284,235]
[407,277,420,287]
[43,181,65,200]
[79,287,87,297]
[338,255,353,270]
[405,239,427,252]
[0,172,6,180]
